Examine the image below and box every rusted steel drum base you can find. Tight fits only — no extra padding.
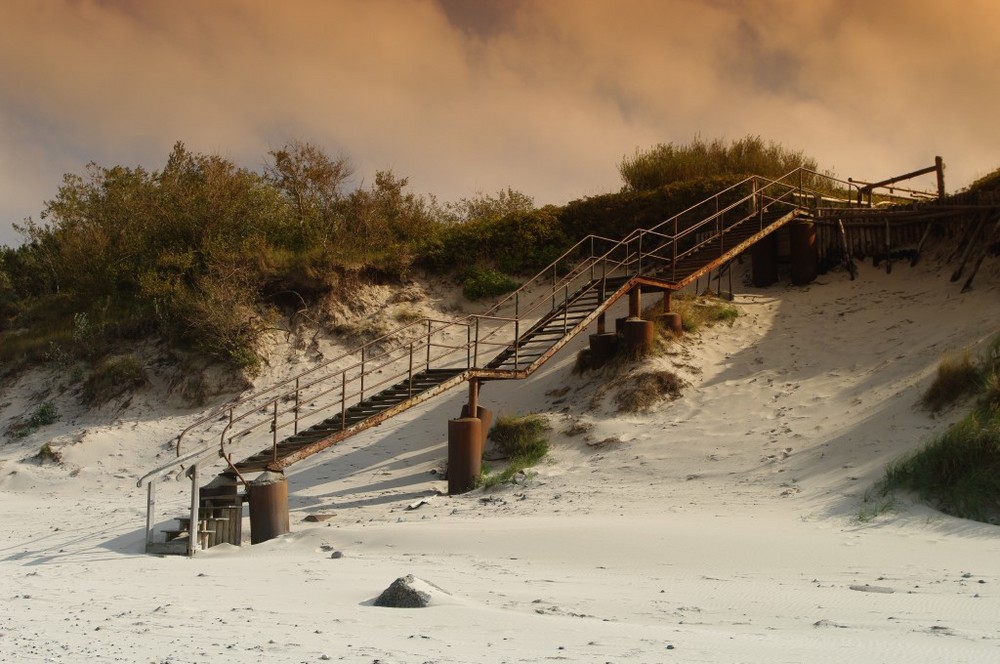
[790,221,818,285]
[656,312,683,337]
[614,316,628,336]
[622,318,655,355]
[751,233,779,287]
[448,417,482,495]
[589,332,619,366]
[248,471,290,545]
[460,405,493,448]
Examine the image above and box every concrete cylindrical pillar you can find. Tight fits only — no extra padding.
[248,471,289,545]
[622,318,655,355]
[790,221,818,285]
[656,312,683,337]
[448,417,482,495]
[751,233,779,287]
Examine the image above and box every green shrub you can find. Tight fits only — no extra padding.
[6,401,59,440]
[35,442,62,464]
[619,135,819,192]
[462,267,519,300]
[424,208,567,276]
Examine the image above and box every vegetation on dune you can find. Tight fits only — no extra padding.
[479,413,550,489]
[4,401,59,441]
[866,336,1000,524]
[920,350,982,413]
[618,134,819,192]
[1,134,821,378]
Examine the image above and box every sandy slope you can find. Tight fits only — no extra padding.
[2,258,999,663]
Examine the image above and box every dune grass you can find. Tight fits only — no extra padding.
[868,336,1000,523]
[479,414,550,489]
[920,349,981,413]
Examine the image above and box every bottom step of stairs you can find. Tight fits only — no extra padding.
[146,539,191,556]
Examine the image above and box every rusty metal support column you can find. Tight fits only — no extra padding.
[248,471,289,545]
[461,379,491,450]
[790,221,818,285]
[623,318,654,355]
[662,291,671,313]
[628,286,641,318]
[597,312,606,334]
[448,417,482,495]
[467,378,479,416]
[751,233,778,287]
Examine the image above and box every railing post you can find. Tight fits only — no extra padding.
[466,324,471,368]
[590,237,596,280]
[637,231,643,275]
[515,292,519,319]
[360,346,365,403]
[188,464,200,557]
[935,155,945,199]
[293,378,300,435]
[474,317,480,368]
[408,343,415,398]
[272,401,278,462]
[145,481,156,551]
[426,319,432,371]
[340,373,346,430]
[562,284,569,332]
[514,318,520,369]
[718,207,723,254]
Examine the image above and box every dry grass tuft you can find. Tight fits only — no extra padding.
[82,355,148,405]
[921,350,981,413]
[614,370,687,413]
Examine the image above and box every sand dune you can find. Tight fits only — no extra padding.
[2,258,999,663]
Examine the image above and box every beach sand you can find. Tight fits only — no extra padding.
[2,257,999,663]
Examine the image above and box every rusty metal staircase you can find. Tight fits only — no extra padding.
[137,166,948,555]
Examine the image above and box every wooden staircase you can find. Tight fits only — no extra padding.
[139,164,969,554]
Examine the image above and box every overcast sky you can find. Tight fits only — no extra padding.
[2,0,998,247]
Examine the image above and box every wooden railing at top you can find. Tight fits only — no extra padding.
[137,164,940,492]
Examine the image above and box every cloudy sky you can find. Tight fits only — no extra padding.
[2,0,998,247]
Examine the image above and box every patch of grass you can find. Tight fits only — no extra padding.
[921,350,981,413]
[614,370,687,413]
[461,266,519,301]
[877,410,1000,523]
[35,442,62,464]
[663,294,739,334]
[82,355,148,405]
[870,334,1000,524]
[856,487,898,523]
[392,304,425,324]
[479,413,550,489]
[6,401,60,440]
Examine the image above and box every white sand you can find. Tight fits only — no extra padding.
[2,258,999,663]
